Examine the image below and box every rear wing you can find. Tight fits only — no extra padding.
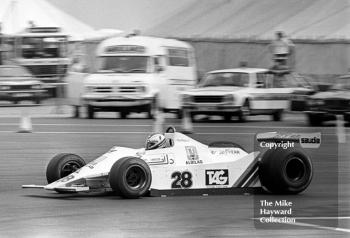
[256,132,321,149]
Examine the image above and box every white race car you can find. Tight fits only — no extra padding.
[22,127,313,198]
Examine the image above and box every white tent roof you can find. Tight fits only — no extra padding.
[0,0,96,40]
[146,0,350,40]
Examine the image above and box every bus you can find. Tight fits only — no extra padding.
[13,26,70,91]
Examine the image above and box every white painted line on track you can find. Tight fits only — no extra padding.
[293,216,350,220]
[289,221,350,233]
[252,217,350,233]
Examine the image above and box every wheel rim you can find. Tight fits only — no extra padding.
[285,157,306,182]
[60,161,81,178]
[125,165,147,190]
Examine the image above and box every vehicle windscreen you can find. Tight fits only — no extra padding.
[200,72,249,87]
[0,67,32,80]
[97,56,149,73]
[21,36,68,58]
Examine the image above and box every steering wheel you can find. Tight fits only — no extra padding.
[166,126,176,133]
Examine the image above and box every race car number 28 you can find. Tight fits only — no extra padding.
[171,171,192,189]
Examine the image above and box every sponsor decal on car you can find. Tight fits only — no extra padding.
[210,148,241,155]
[87,155,108,169]
[205,169,229,186]
[185,146,203,165]
[171,171,193,189]
[300,133,321,149]
[145,153,174,165]
[59,174,75,183]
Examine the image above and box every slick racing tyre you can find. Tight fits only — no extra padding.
[46,153,86,184]
[259,147,313,194]
[109,157,152,199]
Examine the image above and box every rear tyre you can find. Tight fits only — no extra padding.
[272,110,283,121]
[87,105,95,119]
[109,157,152,199]
[259,147,313,194]
[46,153,86,184]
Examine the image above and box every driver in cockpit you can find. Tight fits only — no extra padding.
[145,133,168,150]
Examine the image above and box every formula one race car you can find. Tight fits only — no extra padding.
[22,127,313,198]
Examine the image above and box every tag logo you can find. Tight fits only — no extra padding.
[205,170,229,185]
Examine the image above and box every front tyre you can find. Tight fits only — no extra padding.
[46,153,86,184]
[259,147,313,194]
[109,157,152,199]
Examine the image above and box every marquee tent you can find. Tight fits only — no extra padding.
[0,0,117,40]
[146,0,350,40]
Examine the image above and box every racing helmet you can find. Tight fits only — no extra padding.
[145,133,167,150]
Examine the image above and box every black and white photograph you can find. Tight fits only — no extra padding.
[0,0,349,237]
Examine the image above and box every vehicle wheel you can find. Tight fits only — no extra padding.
[307,114,322,126]
[87,105,95,119]
[147,98,157,119]
[224,114,232,122]
[259,147,313,194]
[109,157,152,199]
[238,100,250,122]
[120,111,128,119]
[272,110,283,121]
[177,109,183,119]
[73,106,80,118]
[34,98,41,104]
[46,153,86,184]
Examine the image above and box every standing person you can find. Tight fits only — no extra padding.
[0,23,3,65]
[269,31,295,68]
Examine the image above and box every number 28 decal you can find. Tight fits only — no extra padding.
[171,171,193,189]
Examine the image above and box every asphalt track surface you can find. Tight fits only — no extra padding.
[0,111,349,237]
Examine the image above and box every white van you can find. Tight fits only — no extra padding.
[75,35,196,119]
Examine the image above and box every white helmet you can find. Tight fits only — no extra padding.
[145,133,167,150]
